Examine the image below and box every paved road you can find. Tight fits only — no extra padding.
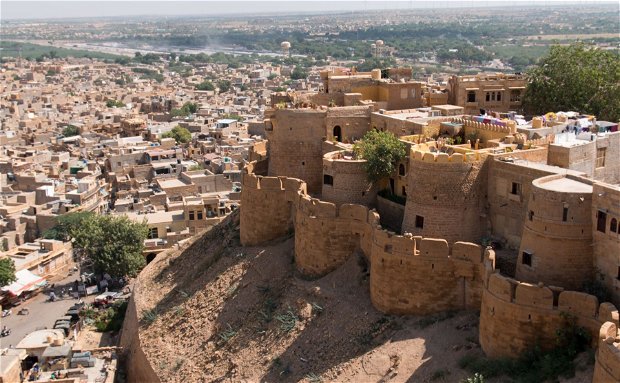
[0,274,93,348]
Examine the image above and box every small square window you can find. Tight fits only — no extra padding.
[522,251,532,266]
[415,215,424,229]
[511,182,521,195]
[189,211,195,221]
[323,174,333,186]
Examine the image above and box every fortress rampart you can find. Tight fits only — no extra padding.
[321,150,376,206]
[593,322,620,382]
[370,236,493,315]
[516,174,594,290]
[479,271,619,358]
[242,171,495,316]
[240,173,305,246]
[402,150,488,244]
[294,196,374,277]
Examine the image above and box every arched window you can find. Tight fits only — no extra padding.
[333,125,342,142]
[398,163,406,176]
[611,218,618,233]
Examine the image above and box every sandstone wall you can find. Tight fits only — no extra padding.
[593,322,620,383]
[592,183,620,307]
[402,150,488,244]
[325,106,371,142]
[376,195,405,232]
[516,174,594,290]
[479,272,619,358]
[266,108,327,194]
[119,295,160,383]
[241,170,492,316]
[322,151,376,206]
[240,173,305,246]
[294,198,372,277]
[486,156,555,248]
[370,237,492,315]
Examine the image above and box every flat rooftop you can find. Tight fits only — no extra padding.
[539,177,593,193]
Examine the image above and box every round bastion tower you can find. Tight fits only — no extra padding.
[516,174,593,290]
[401,149,488,244]
[321,150,377,206]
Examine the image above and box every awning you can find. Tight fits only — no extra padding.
[1,269,47,296]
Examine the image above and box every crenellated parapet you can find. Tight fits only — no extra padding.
[294,196,375,277]
[240,173,306,246]
[479,271,619,358]
[370,234,495,315]
[452,116,517,136]
[241,168,496,316]
[593,322,620,382]
[402,148,488,244]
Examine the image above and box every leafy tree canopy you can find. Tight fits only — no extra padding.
[47,213,148,278]
[217,79,231,93]
[62,124,80,137]
[106,99,125,108]
[43,211,93,242]
[354,130,407,182]
[290,66,308,80]
[523,44,620,122]
[0,258,16,287]
[196,80,215,91]
[171,102,198,117]
[161,125,192,144]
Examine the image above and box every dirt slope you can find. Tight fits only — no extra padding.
[131,212,593,383]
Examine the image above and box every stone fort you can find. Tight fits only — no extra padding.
[240,72,620,381]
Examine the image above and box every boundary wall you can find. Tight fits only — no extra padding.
[479,271,619,358]
[593,322,620,382]
[241,171,494,316]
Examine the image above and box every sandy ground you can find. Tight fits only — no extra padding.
[131,213,593,383]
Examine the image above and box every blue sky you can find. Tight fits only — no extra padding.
[2,1,617,21]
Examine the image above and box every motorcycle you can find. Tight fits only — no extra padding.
[0,328,10,337]
[1,309,11,317]
[47,292,57,302]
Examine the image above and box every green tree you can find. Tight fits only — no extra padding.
[161,125,192,144]
[106,99,125,108]
[71,215,148,278]
[0,258,17,287]
[62,124,80,137]
[523,44,620,121]
[354,130,406,182]
[43,211,94,241]
[170,102,198,117]
[196,80,215,91]
[290,66,308,80]
[217,80,231,93]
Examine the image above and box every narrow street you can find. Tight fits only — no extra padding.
[0,273,95,348]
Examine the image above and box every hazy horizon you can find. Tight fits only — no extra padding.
[2,0,618,21]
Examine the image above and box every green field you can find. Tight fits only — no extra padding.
[0,41,124,61]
